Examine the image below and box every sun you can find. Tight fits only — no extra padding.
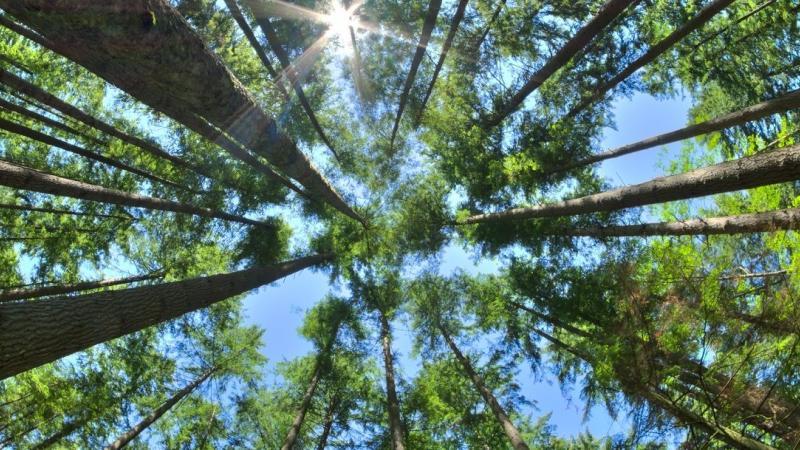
[324,2,359,55]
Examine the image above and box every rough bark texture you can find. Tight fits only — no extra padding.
[549,208,800,237]
[0,159,267,227]
[0,254,326,380]
[0,117,187,191]
[483,0,638,128]
[280,362,322,450]
[440,326,530,450]
[0,271,163,303]
[414,0,469,126]
[0,1,361,223]
[566,0,735,118]
[389,0,442,149]
[103,368,216,450]
[379,312,406,450]
[554,89,800,173]
[462,145,800,224]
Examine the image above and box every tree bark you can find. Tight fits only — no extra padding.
[0,1,361,223]
[0,97,95,143]
[414,0,469,126]
[0,159,268,227]
[0,254,327,380]
[462,144,800,225]
[0,202,131,220]
[545,208,800,237]
[103,367,216,450]
[566,0,735,118]
[439,326,530,450]
[389,0,442,149]
[379,311,406,450]
[280,362,322,450]
[30,417,86,450]
[0,271,164,303]
[483,0,638,128]
[315,395,339,450]
[553,89,800,174]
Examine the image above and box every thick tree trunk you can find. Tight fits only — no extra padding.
[566,0,734,118]
[389,0,442,150]
[440,326,530,450]
[0,117,188,191]
[0,1,361,223]
[545,208,800,237]
[0,254,326,380]
[483,0,638,128]
[103,368,216,450]
[0,160,268,227]
[315,395,339,450]
[462,144,800,224]
[0,271,164,303]
[280,362,322,450]
[379,311,406,450]
[414,0,469,126]
[554,90,800,174]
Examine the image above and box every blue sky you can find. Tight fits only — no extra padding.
[243,92,695,440]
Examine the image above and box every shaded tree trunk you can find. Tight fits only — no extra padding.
[0,202,131,221]
[508,299,598,340]
[0,159,268,227]
[0,254,327,380]
[414,0,469,126]
[483,0,638,128]
[472,0,507,53]
[103,367,216,450]
[316,395,339,450]
[439,326,530,450]
[0,271,164,303]
[379,311,406,450]
[389,0,442,149]
[30,417,86,450]
[462,144,800,224]
[280,362,322,450]
[0,97,96,143]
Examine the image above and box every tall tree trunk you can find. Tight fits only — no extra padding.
[482,0,638,128]
[414,0,469,126]
[461,144,800,224]
[0,254,327,380]
[103,367,216,450]
[30,417,86,450]
[552,89,800,174]
[0,1,362,223]
[566,0,735,118]
[240,0,339,161]
[0,97,96,142]
[379,311,406,450]
[0,117,189,192]
[315,395,339,450]
[0,271,164,303]
[0,202,131,221]
[439,326,530,450]
[690,0,777,52]
[280,362,323,450]
[543,208,800,237]
[0,160,268,227]
[508,300,598,340]
[388,0,442,149]
[472,0,507,53]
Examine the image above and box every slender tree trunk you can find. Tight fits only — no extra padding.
[472,0,507,53]
[508,300,598,340]
[690,0,776,52]
[0,117,188,191]
[280,362,323,450]
[0,202,132,221]
[0,97,95,142]
[439,326,530,450]
[30,417,86,450]
[316,395,339,450]
[566,0,735,118]
[0,271,164,303]
[483,0,638,128]
[0,254,327,380]
[0,160,268,227]
[462,144,800,225]
[726,310,798,336]
[379,311,406,450]
[544,208,800,237]
[103,367,216,450]
[0,1,361,223]
[553,89,800,174]
[389,0,442,150]
[414,0,469,126]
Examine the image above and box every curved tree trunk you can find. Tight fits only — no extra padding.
[414,0,469,126]
[0,160,268,227]
[103,367,216,450]
[0,1,361,223]
[379,311,406,450]
[389,0,442,149]
[483,0,638,128]
[0,254,327,380]
[0,271,164,303]
[566,0,735,118]
[440,326,530,450]
[280,362,322,450]
[462,144,800,224]
[545,208,800,237]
